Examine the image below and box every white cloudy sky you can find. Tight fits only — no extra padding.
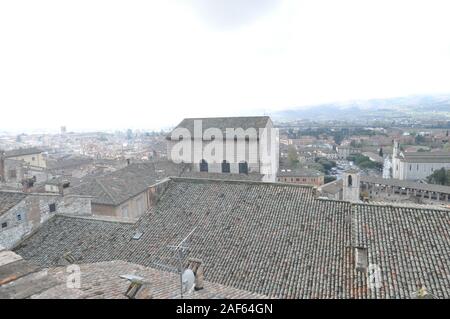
[1,0,449,132]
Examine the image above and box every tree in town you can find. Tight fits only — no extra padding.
[427,168,450,186]
[287,145,300,168]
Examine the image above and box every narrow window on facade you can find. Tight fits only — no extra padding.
[239,162,248,174]
[49,203,56,213]
[1,222,7,229]
[200,159,208,172]
[17,214,22,221]
[221,160,230,173]
[348,175,353,187]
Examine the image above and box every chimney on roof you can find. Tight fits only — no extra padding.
[21,176,35,193]
[57,180,71,195]
[185,258,204,291]
[121,275,153,299]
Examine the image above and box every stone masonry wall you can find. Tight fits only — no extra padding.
[0,194,92,249]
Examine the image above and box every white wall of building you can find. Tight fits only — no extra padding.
[167,119,279,181]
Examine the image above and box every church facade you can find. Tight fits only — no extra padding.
[392,141,450,181]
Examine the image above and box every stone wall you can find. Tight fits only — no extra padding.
[0,194,92,249]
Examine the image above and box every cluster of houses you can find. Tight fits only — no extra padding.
[1,116,450,299]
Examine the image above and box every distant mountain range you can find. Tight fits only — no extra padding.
[272,94,450,122]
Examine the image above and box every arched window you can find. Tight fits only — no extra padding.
[348,175,353,187]
[222,160,230,173]
[200,159,208,172]
[239,161,248,174]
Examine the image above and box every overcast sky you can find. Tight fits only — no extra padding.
[1,0,449,132]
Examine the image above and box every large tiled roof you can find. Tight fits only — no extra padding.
[14,216,132,266]
[0,191,26,216]
[47,155,93,170]
[13,178,450,299]
[15,179,355,298]
[351,203,450,298]
[35,261,267,299]
[180,171,264,181]
[4,147,43,158]
[66,161,184,206]
[319,179,343,195]
[360,176,450,194]
[0,250,266,299]
[277,168,324,177]
[400,151,450,163]
[168,116,271,140]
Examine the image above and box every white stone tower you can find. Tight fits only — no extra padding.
[393,140,400,157]
[343,169,360,202]
[392,140,401,179]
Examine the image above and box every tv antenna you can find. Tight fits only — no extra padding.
[154,227,197,299]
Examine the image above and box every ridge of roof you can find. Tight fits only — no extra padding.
[169,176,316,189]
[94,177,117,205]
[4,147,43,158]
[352,200,450,212]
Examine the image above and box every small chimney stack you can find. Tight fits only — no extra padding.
[185,258,204,291]
[21,177,35,193]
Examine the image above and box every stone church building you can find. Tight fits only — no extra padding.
[392,141,450,181]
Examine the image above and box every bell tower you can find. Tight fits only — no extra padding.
[343,169,360,202]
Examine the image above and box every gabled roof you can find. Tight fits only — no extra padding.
[67,161,184,206]
[15,179,354,298]
[47,155,93,170]
[4,147,43,158]
[351,203,450,299]
[400,151,450,163]
[360,176,450,194]
[0,191,27,216]
[319,179,343,195]
[14,177,450,299]
[180,171,264,181]
[277,168,324,177]
[0,253,266,299]
[167,116,271,140]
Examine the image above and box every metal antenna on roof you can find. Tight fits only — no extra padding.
[153,227,197,299]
